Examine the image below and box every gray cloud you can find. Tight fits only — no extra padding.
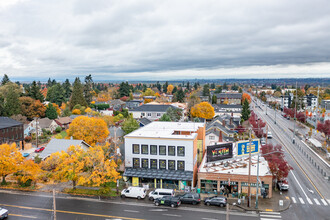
[0,0,330,80]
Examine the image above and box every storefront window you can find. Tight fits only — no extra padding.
[150,145,157,155]
[133,158,140,168]
[142,159,148,168]
[177,146,185,156]
[200,180,218,194]
[168,146,175,156]
[168,160,175,170]
[159,145,166,155]
[159,160,166,169]
[141,144,148,154]
[177,161,185,170]
[132,144,139,154]
[150,159,157,169]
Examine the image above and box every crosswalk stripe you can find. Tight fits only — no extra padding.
[299,197,305,204]
[291,197,296,203]
[306,198,313,205]
[321,199,328,206]
[314,198,320,205]
[326,199,330,204]
[259,212,281,215]
[260,214,281,218]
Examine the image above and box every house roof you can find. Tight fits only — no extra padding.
[0,117,22,129]
[127,100,143,103]
[36,118,54,129]
[109,99,125,105]
[130,104,178,112]
[55,117,72,125]
[213,104,242,109]
[40,139,91,159]
[138,117,152,126]
[216,93,242,99]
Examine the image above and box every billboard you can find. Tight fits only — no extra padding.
[236,139,260,156]
[207,143,233,162]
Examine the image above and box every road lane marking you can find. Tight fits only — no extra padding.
[9,214,37,219]
[202,218,218,220]
[0,203,143,220]
[314,198,321,205]
[306,198,313,205]
[321,199,328,206]
[260,218,282,220]
[124,210,139,213]
[260,211,280,215]
[299,198,305,204]
[162,213,181,217]
[260,214,281,218]
[291,197,296,203]
[290,171,311,202]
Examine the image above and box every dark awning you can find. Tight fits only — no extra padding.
[124,168,193,181]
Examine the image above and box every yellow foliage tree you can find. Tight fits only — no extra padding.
[52,103,61,115]
[167,84,174,94]
[41,152,63,172]
[100,115,115,127]
[66,116,110,146]
[85,107,92,115]
[16,160,42,186]
[191,102,215,119]
[0,143,24,184]
[143,88,155,97]
[72,109,81,115]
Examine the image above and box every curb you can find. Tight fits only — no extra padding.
[235,197,291,213]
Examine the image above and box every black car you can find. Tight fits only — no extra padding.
[176,193,201,205]
[154,196,181,208]
[204,196,227,207]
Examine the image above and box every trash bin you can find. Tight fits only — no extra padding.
[197,188,201,193]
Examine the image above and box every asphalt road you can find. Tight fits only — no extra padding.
[252,98,330,220]
[0,191,259,220]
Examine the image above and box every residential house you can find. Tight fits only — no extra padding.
[303,94,318,109]
[55,117,72,130]
[109,99,126,111]
[321,99,330,110]
[213,104,242,117]
[28,118,58,136]
[123,121,205,189]
[39,139,91,159]
[0,117,24,149]
[130,104,183,121]
[126,100,143,110]
[215,93,242,105]
[280,95,293,110]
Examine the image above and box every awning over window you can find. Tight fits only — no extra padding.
[123,168,193,181]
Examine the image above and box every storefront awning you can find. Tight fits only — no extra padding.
[124,168,193,181]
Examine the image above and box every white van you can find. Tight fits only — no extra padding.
[121,187,147,200]
[148,188,175,201]
[267,131,272,139]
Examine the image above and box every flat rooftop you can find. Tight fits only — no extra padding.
[199,154,271,177]
[125,121,205,140]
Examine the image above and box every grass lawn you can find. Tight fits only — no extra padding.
[60,131,67,138]
[63,188,119,197]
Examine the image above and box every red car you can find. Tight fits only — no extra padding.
[35,147,45,153]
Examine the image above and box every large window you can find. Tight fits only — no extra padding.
[168,146,175,156]
[142,159,148,168]
[132,144,139,154]
[133,158,140,168]
[159,145,166,155]
[147,113,151,117]
[150,159,157,169]
[159,160,166,169]
[141,144,148,154]
[200,180,218,194]
[141,113,145,117]
[177,161,185,170]
[209,136,215,140]
[177,146,185,156]
[150,145,157,155]
[168,160,175,170]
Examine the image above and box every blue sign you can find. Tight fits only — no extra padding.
[237,139,259,156]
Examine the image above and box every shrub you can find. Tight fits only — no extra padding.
[72,109,81,115]
[55,126,62,133]
[24,136,32,143]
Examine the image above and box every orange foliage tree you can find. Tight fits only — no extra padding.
[66,116,109,146]
[19,97,46,119]
[0,143,24,184]
[144,98,153,104]
[242,93,251,104]
[191,102,215,119]
[167,84,174,94]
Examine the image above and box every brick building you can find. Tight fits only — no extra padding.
[0,117,24,149]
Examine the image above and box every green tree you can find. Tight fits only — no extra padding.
[84,74,93,103]
[210,83,215,89]
[3,86,21,116]
[166,107,183,121]
[242,99,251,121]
[159,113,171,121]
[239,87,243,93]
[215,85,222,94]
[47,78,53,87]
[27,81,44,102]
[175,89,185,103]
[1,74,10,85]
[69,78,87,110]
[63,79,72,100]
[202,84,210,96]
[45,103,58,119]
[223,82,228,90]
[186,82,190,90]
[118,82,132,97]
[0,95,4,116]
[163,81,168,93]
[121,116,139,134]
[212,94,217,104]
[46,83,65,106]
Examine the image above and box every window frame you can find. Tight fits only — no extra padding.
[168,160,175,170]
[168,146,175,156]
[159,145,166,155]
[150,145,157,155]
[177,146,185,156]
[132,144,140,154]
[133,158,140,168]
[150,159,157,169]
[159,159,166,170]
[141,144,148,154]
[142,158,149,168]
[177,160,185,170]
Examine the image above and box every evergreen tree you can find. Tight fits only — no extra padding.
[156,81,162,92]
[193,82,198,90]
[84,74,93,103]
[51,79,57,86]
[159,113,171,121]
[223,82,228,90]
[239,87,243,93]
[63,79,72,99]
[27,81,44,102]
[4,86,21,116]
[175,89,185,103]
[0,95,4,116]
[215,85,222,94]
[163,81,168,93]
[212,94,217,104]
[45,103,58,119]
[210,83,215,89]
[46,83,65,106]
[118,82,132,97]
[172,86,177,94]
[202,84,210,96]
[186,82,190,90]
[69,77,87,110]
[242,98,251,121]
[47,78,52,87]
[1,74,10,85]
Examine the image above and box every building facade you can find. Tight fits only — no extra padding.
[123,121,205,189]
[130,104,182,121]
[0,117,24,149]
[216,93,242,105]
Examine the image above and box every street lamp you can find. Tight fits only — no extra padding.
[274,105,277,124]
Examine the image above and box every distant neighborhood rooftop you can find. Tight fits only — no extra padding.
[130,104,179,112]
[216,93,242,99]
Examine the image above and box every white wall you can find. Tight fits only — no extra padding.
[124,137,194,171]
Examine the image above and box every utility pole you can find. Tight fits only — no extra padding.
[35,117,39,148]
[274,105,277,124]
[226,202,230,220]
[247,128,252,207]
[293,81,297,144]
[255,152,260,209]
[53,189,56,220]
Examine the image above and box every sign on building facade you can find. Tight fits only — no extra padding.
[207,143,233,162]
[236,139,260,156]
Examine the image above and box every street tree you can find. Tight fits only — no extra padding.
[0,143,24,184]
[241,98,251,121]
[15,159,42,186]
[191,102,215,119]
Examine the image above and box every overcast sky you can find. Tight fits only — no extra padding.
[1,0,330,81]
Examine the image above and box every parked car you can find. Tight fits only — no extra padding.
[154,196,181,208]
[261,138,266,146]
[278,180,289,191]
[176,193,201,205]
[204,196,227,207]
[267,131,273,139]
[0,207,8,219]
[121,187,147,199]
[35,147,45,153]
[22,152,30,157]
[148,188,175,201]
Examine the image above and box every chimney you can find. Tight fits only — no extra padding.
[222,120,226,127]
[230,113,233,125]
[219,130,223,142]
